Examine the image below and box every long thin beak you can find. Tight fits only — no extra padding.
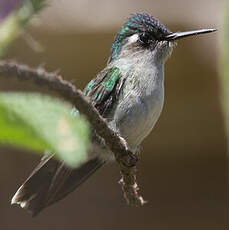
[164,29,217,41]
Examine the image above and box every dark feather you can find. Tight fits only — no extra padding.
[11,156,104,216]
[84,66,124,117]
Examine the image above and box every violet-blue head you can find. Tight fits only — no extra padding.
[109,13,216,63]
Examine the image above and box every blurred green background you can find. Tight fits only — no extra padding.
[0,0,228,229]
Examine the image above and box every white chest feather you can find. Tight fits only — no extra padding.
[110,55,164,151]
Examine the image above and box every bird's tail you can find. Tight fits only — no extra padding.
[11,155,104,216]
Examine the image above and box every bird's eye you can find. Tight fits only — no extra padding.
[139,33,151,46]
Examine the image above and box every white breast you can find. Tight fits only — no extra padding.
[110,55,165,151]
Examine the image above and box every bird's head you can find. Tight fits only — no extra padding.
[109,13,216,64]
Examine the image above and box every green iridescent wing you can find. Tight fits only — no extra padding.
[84,67,124,117]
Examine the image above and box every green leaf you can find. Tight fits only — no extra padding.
[0,92,90,168]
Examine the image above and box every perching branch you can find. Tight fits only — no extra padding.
[0,61,146,206]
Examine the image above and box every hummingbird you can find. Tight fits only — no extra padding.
[11,13,216,216]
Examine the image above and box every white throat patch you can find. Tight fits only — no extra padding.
[128,34,139,44]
